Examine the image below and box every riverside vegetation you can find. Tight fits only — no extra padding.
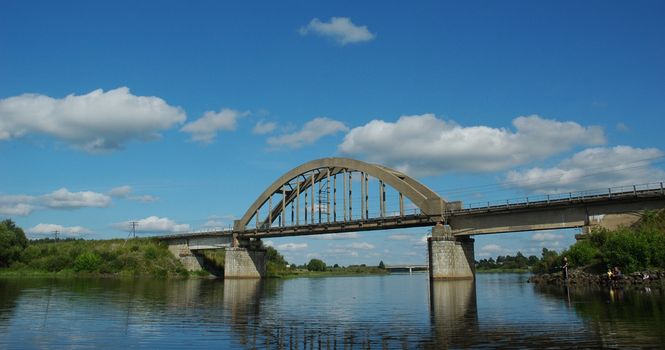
[4,209,663,280]
[529,210,665,285]
[0,219,386,278]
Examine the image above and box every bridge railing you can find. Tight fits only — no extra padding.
[459,181,665,213]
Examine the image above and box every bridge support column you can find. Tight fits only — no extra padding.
[167,239,204,271]
[224,239,266,278]
[428,224,475,280]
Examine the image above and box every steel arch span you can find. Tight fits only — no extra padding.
[233,157,460,233]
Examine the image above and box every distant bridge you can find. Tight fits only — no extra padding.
[158,157,665,279]
[385,264,429,273]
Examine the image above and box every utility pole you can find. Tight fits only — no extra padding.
[52,230,59,241]
[129,221,138,239]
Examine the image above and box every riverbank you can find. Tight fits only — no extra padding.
[528,268,665,287]
[476,268,530,273]
[0,237,193,278]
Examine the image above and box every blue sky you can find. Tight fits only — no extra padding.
[2,0,664,265]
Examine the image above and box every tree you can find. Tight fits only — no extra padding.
[378,260,385,269]
[265,246,288,267]
[514,251,528,269]
[306,258,326,272]
[0,219,28,268]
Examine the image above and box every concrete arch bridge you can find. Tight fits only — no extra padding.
[161,158,665,280]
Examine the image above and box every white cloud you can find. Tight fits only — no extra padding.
[339,114,605,176]
[181,108,243,143]
[276,242,308,251]
[348,242,374,250]
[109,185,132,197]
[0,195,35,216]
[252,120,277,135]
[0,202,34,216]
[299,17,375,45]
[41,188,111,209]
[507,146,665,193]
[316,232,360,240]
[0,188,112,216]
[387,234,411,241]
[267,117,348,149]
[202,218,225,229]
[479,244,507,256]
[531,232,564,241]
[109,185,158,203]
[114,216,190,233]
[0,87,185,152]
[29,223,91,236]
[323,247,359,258]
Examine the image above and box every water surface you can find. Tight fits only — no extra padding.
[1,274,663,348]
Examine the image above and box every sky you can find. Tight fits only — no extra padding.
[1,0,664,266]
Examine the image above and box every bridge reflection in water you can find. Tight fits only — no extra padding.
[429,279,479,348]
[2,276,663,348]
[218,277,480,349]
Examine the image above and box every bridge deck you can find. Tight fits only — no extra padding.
[157,184,665,241]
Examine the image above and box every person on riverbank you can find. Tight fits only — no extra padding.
[612,266,622,281]
[563,257,569,280]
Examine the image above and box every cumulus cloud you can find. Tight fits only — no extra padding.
[507,146,665,193]
[252,120,277,135]
[181,108,243,143]
[109,185,158,203]
[0,87,186,152]
[114,216,190,233]
[29,223,92,236]
[348,242,375,250]
[267,117,348,149]
[0,203,33,216]
[532,232,564,241]
[0,195,34,216]
[0,187,148,217]
[316,232,360,240]
[387,234,411,241]
[339,114,605,177]
[109,185,132,197]
[41,188,111,209]
[324,248,360,258]
[479,244,507,256]
[202,218,226,229]
[276,242,308,251]
[299,17,375,45]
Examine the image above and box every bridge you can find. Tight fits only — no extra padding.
[385,264,429,273]
[159,157,665,279]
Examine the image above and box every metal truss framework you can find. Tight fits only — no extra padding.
[234,158,458,232]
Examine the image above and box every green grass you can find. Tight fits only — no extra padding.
[1,238,191,278]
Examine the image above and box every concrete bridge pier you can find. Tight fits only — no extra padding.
[167,238,205,271]
[224,237,267,278]
[428,224,475,280]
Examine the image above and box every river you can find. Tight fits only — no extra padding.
[1,273,663,349]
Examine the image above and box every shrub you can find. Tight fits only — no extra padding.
[45,255,72,272]
[602,229,649,273]
[567,240,599,267]
[74,252,102,272]
[0,219,29,267]
[532,248,560,274]
[307,258,327,272]
[143,246,158,260]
